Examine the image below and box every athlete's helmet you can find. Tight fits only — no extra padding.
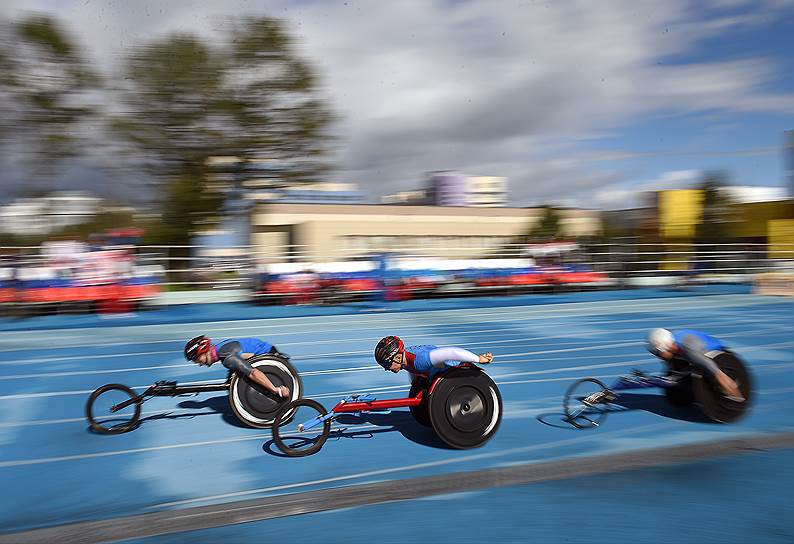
[647,328,674,355]
[374,336,404,369]
[184,335,211,361]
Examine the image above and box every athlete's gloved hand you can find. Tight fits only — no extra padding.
[276,385,290,398]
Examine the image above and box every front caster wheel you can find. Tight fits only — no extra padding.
[563,378,611,429]
[272,399,331,457]
[86,383,141,434]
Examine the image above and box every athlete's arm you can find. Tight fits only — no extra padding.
[428,347,491,367]
[249,368,290,397]
[218,342,289,396]
[678,335,720,375]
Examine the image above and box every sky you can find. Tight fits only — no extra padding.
[1,0,794,209]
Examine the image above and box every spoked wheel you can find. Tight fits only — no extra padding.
[694,352,753,423]
[86,384,141,434]
[272,399,331,457]
[563,378,611,429]
[428,368,502,449]
[229,355,303,428]
[409,378,432,427]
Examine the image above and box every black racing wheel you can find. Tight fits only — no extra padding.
[693,351,753,423]
[428,367,502,449]
[664,374,694,407]
[409,378,432,427]
[664,358,694,407]
[228,355,302,428]
[563,378,611,429]
[271,399,331,457]
[86,383,142,434]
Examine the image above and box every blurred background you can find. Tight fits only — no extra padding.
[0,0,793,310]
[2,3,794,543]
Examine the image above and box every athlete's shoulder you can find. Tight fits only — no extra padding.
[237,337,272,354]
[408,344,437,352]
[216,340,242,357]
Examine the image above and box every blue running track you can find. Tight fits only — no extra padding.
[1,286,792,542]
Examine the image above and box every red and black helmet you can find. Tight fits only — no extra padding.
[184,335,211,361]
[374,336,404,369]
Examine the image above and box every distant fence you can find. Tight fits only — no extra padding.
[2,242,794,314]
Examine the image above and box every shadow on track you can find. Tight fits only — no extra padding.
[537,393,715,429]
[177,395,253,429]
[612,393,714,424]
[84,394,242,434]
[262,410,448,457]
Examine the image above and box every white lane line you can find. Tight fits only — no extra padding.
[2,359,792,434]
[0,350,175,366]
[0,432,276,468]
[0,407,678,469]
[154,420,794,511]
[310,355,794,399]
[0,364,193,380]
[3,332,794,400]
[0,310,790,374]
[0,327,627,366]
[0,294,783,344]
[3,301,784,354]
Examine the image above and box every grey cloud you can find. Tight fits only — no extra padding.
[2,0,793,207]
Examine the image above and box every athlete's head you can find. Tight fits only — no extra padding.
[374,336,404,373]
[647,328,675,358]
[184,335,214,366]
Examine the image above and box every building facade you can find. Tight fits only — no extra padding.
[466,176,507,207]
[427,171,469,206]
[0,191,102,236]
[383,173,507,207]
[250,203,601,262]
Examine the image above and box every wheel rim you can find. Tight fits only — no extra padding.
[231,358,301,426]
[429,369,502,449]
[563,378,609,429]
[695,352,752,423]
[272,399,330,457]
[87,385,140,433]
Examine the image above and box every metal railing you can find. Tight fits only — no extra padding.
[2,242,794,311]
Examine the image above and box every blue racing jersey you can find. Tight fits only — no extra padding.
[216,337,274,356]
[673,329,725,352]
[408,345,474,380]
[215,337,274,377]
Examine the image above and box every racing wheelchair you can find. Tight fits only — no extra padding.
[562,350,752,429]
[271,364,502,456]
[86,353,302,434]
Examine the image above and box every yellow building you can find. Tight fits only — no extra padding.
[656,189,703,271]
[658,189,703,240]
[730,201,794,240]
[769,219,794,260]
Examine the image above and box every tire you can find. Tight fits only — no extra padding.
[86,383,141,434]
[271,399,331,457]
[664,375,694,407]
[693,352,753,423]
[409,378,432,427]
[428,367,502,449]
[563,378,610,429]
[228,355,303,428]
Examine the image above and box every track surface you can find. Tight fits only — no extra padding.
[1,286,793,542]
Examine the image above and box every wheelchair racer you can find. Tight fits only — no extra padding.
[184,336,291,398]
[647,328,745,402]
[373,336,493,381]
